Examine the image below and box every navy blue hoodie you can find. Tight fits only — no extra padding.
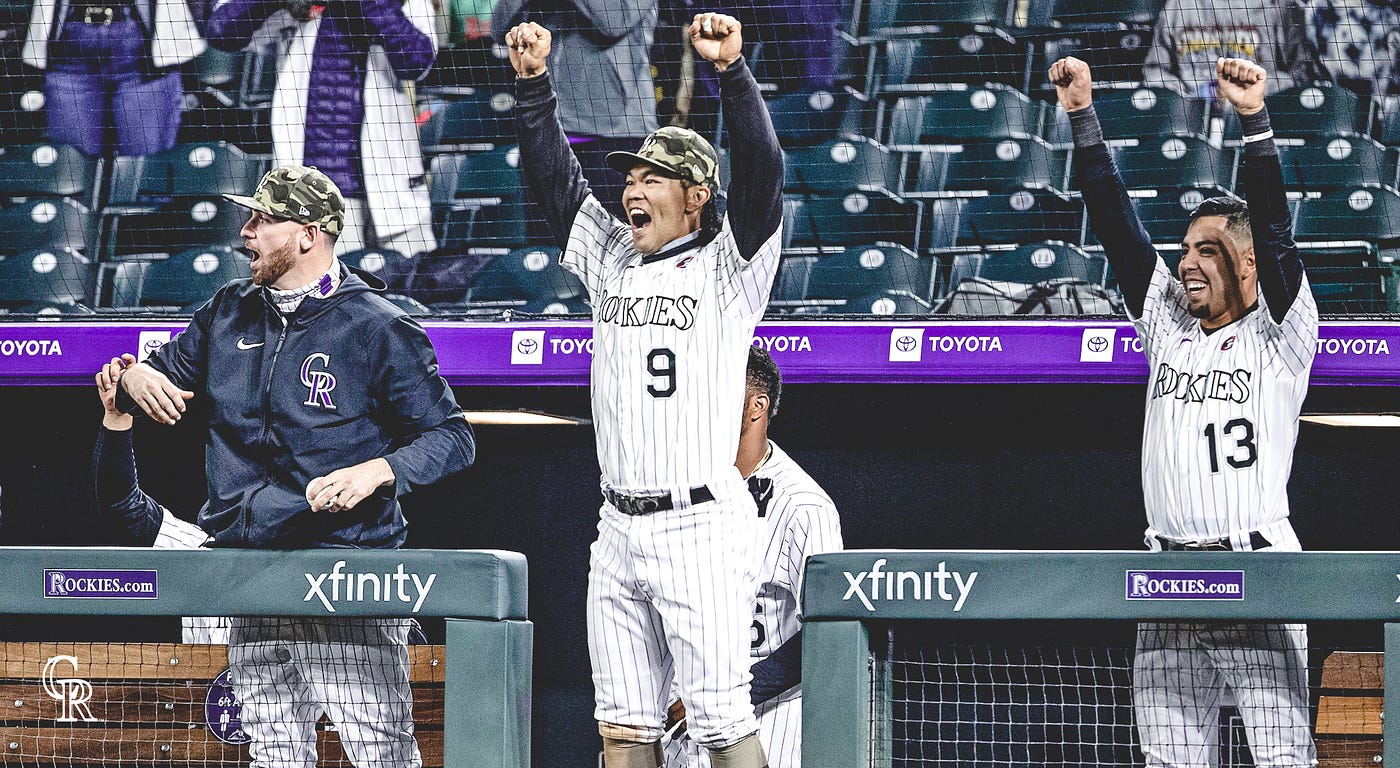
[128,265,474,549]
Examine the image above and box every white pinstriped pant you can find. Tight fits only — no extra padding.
[664,693,802,768]
[1133,621,1315,768]
[588,478,763,749]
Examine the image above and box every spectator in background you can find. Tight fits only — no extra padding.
[1305,0,1400,98]
[492,0,658,216]
[206,0,439,258]
[1143,0,1316,99]
[21,0,205,156]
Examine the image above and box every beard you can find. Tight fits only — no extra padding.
[250,239,298,287]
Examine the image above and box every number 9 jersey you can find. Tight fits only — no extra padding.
[1133,256,1318,545]
[562,194,781,495]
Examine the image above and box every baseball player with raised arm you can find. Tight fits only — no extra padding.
[509,11,783,768]
[663,346,844,768]
[1052,56,1318,767]
[94,353,228,646]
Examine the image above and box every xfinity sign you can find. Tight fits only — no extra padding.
[304,561,436,613]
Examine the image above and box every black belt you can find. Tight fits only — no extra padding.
[605,485,714,516]
[1157,531,1271,551]
[70,5,132,24]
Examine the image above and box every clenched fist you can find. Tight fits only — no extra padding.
[1217,57,1266,115]
[1048,56,1093,113]
[689,12,743,72]
[506,22,550,79]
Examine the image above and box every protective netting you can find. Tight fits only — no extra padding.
[0,0,1398,316]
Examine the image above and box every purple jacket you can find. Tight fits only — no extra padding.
[206,0,434,197]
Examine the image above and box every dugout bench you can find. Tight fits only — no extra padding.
[0,548,530,768]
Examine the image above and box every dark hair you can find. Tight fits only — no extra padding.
[678,178,723,235]
[746,346,782,420]
[1189,196,1251,247]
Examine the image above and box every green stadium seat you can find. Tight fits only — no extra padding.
[1029,29,1153,92]
[886,86,1040,145]
[928,187,1083,248]
[102,197,249,260]
[784,138,902,194]
[1034,0,1167,26]
[0,198,90,255]
[876,34,1031,92]
[462,245,584,306]
[1293,186,1400,245]
[804,243,935,302]
[860,0,1011,38]
[132,245,251,310]
[0,247,93,309]
[0,75,48,146]
[1275,135,1394,192]
[340,248,416,291]
[431,146,528,251]
[1115,186,1232,245]
[106,142,266,203]
[1111,136,1234,191]
[1045,86,1207,143]
[765,88,851,147]
[917,137,1067,194]
[783,192,922,249]
[1223,83,1363,141]
[0,143,97,201]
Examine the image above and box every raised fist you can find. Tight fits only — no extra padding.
[1048,56,1093,113]
[689,12,743,71]
[506,22,551,79]
[1217,57,1266,115]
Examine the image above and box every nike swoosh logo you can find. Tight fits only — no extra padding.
[237,338,264,350]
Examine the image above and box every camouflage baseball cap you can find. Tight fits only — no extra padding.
[606,126,721,192]
[223,165,345,237]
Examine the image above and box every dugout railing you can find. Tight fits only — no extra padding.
[802,551,1400,768]
[0,547,530,768]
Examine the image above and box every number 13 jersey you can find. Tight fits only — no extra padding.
[1133,256,1318,542]
[563,194,781,494]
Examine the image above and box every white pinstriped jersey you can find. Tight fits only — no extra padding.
[1133,257,1318,541]
[562,195,781,494]
[155,510,230,645]
[749,442,843,666]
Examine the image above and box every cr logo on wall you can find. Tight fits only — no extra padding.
[41,655,97,722]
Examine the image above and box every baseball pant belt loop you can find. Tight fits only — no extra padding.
[1156,531,1271,551]
[605,486,715,516]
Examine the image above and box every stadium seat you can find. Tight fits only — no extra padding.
[0,143,97,201]
[1274,135,1394,192]
[769,253,822,308]
[1120,186,1233,245]
[0,247,94,309]
[860,0,1011,37]
[117,245,251,310]
[927,187,1083,248]
[1223,83,1363,141]
[419,89,518,154]
[1028,29,1153,93]
[916,136,1067,194]
[1297,242,1389,314]
[886,86,1039,146]
[102,197,249,260]
[106,142,266,203]
[783,192,922,249]
[430,145,524,200]
[1045,87,1207,143]
[875,33,1032,92]
[765,88,851,147]
[785,138,902,194]
[0,74,48,146]
[977,240,1105,284]
[1111,136,1234,191]
[804,243,935,303]
[456,245,583,305]
[1293,185,1400,245]
[0,198,90,255]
